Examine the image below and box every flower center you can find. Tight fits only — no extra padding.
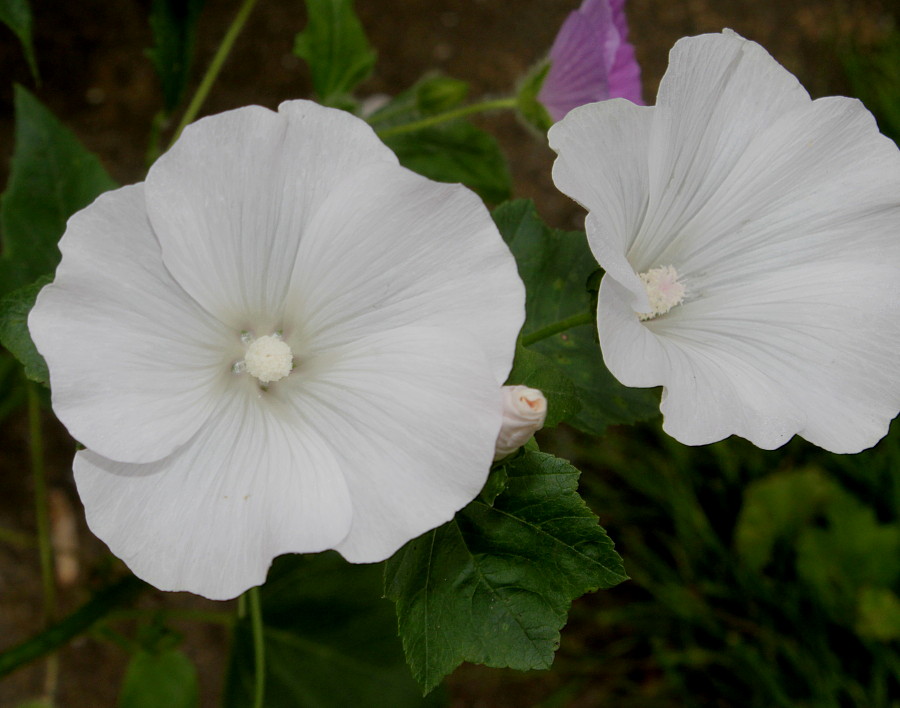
[242,334,294,383]
[637,265,685,321]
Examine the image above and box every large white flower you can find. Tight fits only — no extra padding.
[549,30,900,453]
[29,100,525,600]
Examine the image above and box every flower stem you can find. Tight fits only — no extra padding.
[169,0,260,147]
[249,586,266,708]
[26,381,59,699]
[375,96,518,139]
[520,311,594,347]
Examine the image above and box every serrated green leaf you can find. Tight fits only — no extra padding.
[118,648,199,708]
[0,276,50,383]
[506,344,580,427]
[225,552,443,708]
[293,0,376,105]
[494,200,659,433]
[0,0,38,81]
[147,0,205,112]
[0,85,117,295]
[384,451,627,693]
[383,122,511,205]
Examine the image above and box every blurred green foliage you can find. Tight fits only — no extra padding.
[545,418,900,708]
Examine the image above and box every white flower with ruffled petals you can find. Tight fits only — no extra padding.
[549,30,900,453]
[29,100,525,600]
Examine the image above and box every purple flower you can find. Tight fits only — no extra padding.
[538,0,643,122]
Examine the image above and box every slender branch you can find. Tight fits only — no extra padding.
[249,587,266,708]
[520,310,594,347]
[0,575,146,678]
[375,96,517,139]
[169,0,261,146]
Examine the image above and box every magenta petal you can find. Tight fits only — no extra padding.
[538,0,643,122]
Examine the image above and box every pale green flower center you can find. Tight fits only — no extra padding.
[637,265,685,321]
[241,334,293,383]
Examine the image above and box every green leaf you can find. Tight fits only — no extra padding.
[384,451,627,693]
[118,648,199,708]
[293,0,376,105]
[0,85,117,295]
[855,587,900,641]
[224,552,443,708]
[516,61,553,133]
[506,344,579,427]
[367,75,469,130]
[0,0,38,81]
[734,467,833,573]
[0,276,51,383]
[383,122,512,205]
[146,0,205,112]
[494,200,659,433]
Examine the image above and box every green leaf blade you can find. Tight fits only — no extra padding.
[118,649,199,708]
[493,199,660,433]
[385,451,627,693]
[0,276,50,383]
[225,552,441,708]
[0,0,38,80]
[293,0,376,105]
[384,122,512,205]
[0,85,117,295]
[147,0,206,112]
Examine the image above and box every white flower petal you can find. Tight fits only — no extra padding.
[281,163,524,385]
[274,327,503,562]
[144,100,399,331]
[633,31,811,268]
[29,185,232,463]
[557,31,900,452]
[548,98,654,310]
[74,383,353,600]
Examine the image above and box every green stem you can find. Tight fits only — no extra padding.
[520,310,594,347]
[375,96,517,138]
[27,383,56,630]
[0,575,146,678]
[169,0,260,147]
[249,587,266,708]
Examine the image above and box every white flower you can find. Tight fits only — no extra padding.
[494,385,548,460]
[549,30,900,453]
[29,100,525,600]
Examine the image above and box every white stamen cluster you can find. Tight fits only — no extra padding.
[637,265,685,321]
[242,334,293,383]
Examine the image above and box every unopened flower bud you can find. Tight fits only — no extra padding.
[494,385,548,460]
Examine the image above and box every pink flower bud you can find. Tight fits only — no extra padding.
[494,385,548,460]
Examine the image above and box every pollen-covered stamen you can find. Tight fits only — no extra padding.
[636,265,686,321]
[241,334,294,383]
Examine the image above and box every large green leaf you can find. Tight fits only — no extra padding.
[0,85,116,295]
[0,0,38,80]
[383,122,512,205]
[384,451,627,693]
[118,648,199,708]
[0,276,50,384]
[293,0,376,105]
[147,0,205,112]
[224,553,443,708]
[494,200,659,433]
